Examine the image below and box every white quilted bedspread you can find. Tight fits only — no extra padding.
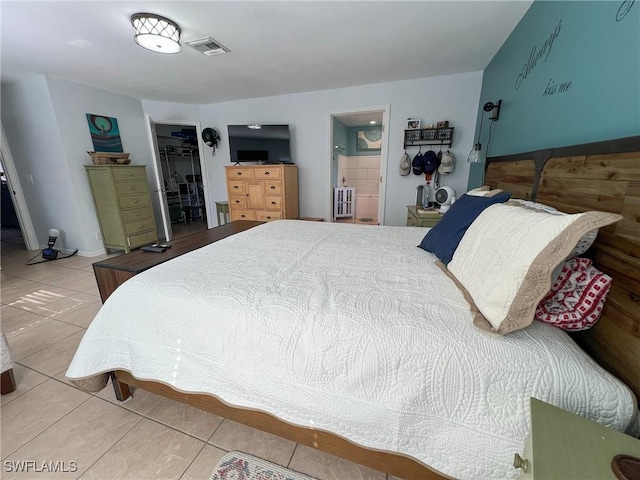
[67,220,638,479]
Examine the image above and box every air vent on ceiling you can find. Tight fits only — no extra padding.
[186,37,230,56]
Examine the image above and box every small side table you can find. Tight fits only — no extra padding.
[514,397,640,479]
[406,205,442,228]
[215,201,230,225]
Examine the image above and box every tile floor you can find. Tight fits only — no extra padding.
[0,241,395,479]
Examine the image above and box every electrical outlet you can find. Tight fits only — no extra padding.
[95,231,101,240]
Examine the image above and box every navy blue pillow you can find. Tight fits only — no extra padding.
[418,192,512,264]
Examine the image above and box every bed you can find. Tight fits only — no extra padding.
[67,136,640,480]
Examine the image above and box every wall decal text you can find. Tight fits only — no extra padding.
[543,78,572,96]
[616,0,635,21]
[515,19,562,90]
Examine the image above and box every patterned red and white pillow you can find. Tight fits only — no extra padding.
[535,257,612,331]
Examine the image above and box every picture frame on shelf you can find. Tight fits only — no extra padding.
[406,118,421,130]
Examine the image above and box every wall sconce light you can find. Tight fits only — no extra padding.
[468,99,502,163]
[483,100,502,121]
[131,13,182,54]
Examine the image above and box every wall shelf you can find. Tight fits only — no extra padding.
[404,128,454,148]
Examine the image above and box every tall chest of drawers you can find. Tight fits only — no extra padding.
[85,165,158,253]
[225,165,299,222]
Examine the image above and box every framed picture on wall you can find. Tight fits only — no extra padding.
[86,114,124,152]
[356,128,382,151]
[406,118,421,130]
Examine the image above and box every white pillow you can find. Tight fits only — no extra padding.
[446,203,621,335]
[509,199,599,258]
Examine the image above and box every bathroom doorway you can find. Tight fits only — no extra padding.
[328,105,389,225]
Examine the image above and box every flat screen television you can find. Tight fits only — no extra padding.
[227,125,292,164]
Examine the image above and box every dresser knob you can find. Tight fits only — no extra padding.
[237,172,242,176]
[513,454,529,472]
[234,186,239,189]
[270,186,275,189]
[265,171,270,175]
[138,224,142,229]
[271,201,276,205]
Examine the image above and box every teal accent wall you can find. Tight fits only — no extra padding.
[476,0,640,159]
[347,125,382,156]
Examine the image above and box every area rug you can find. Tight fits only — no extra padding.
[210,451,317,480]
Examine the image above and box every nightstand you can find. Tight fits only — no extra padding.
[515,397,640,479]
[406,205,442,227]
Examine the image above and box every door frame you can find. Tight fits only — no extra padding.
[327,104,390,224]
[144,117,212,241]
[0,124,39,250]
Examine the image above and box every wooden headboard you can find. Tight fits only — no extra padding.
[484,136,640,402]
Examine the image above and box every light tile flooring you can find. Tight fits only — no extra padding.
[0,241,394,480]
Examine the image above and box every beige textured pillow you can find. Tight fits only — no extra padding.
[445,203,621,335]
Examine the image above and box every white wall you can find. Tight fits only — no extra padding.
[2,72,482,255]
[1,76,86,251]
[190,72,482,226]
[46,77,156,254]
[2,75,160,255]
[140,100,200,121]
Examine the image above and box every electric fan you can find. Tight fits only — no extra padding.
[435,186,457,213]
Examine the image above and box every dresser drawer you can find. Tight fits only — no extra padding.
[228,181,247,194]
[119,194,151,209]
[227,168,253,179]
[229,195,247,208]
[121,206,153,223]
[264,181,283,194]
[265,196,283,210]
[112,167,146,182]
[256,211,283,222]
[115,180,148,195]
[254,167,281,179]
[127,231,157,249]
[124,218,156,236]
[231,210,256,221]
[407,213,418,226]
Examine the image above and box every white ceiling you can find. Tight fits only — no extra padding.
[0,1,533,105]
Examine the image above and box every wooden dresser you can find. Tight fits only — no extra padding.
[85,165,158,253]
[225,165,298,221]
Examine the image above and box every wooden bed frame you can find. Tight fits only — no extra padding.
[109,135,639,480]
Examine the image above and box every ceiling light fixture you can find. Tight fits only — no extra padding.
[131,13,181,54]
[369,120,377,125]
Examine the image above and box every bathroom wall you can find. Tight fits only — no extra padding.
[337,156,380,195]
[336,155,381,221]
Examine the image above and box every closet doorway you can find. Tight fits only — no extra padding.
[328,105,390,225]
[146,117,212,241]
[0,126,38,250]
